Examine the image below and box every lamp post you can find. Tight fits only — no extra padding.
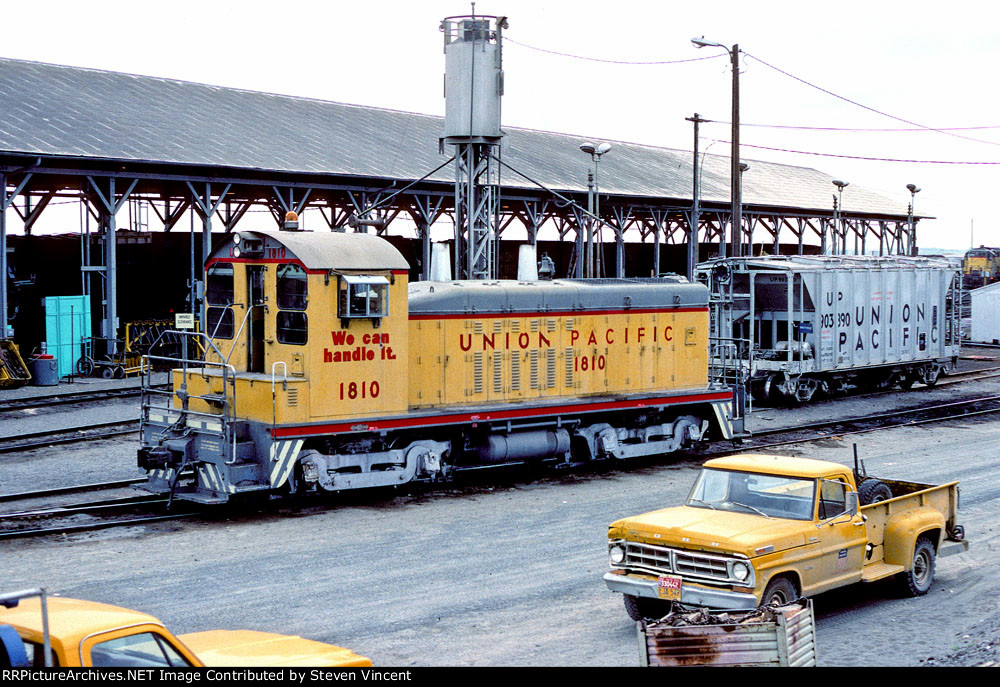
[832,180,849,255]
[906,183,921,256]
[579,142,611,278]
[692,37,741,258]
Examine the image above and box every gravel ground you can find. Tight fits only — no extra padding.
[3,355,1000,667]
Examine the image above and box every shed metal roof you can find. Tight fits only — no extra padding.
[0,56,906,216]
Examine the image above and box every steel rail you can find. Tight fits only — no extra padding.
[0,419,140,454]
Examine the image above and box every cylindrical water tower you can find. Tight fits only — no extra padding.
[440,12,507,280]
[442,14,505,143]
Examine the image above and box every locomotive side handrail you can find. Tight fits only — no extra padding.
[141,330,239,465]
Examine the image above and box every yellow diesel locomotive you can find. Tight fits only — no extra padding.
[138,229,740,504]
[962,246,1000,290]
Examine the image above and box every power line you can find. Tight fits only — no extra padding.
[721,140,1000,165]
[721,121,1000,134]
[743,53,1000,148]
[505,36,725,65]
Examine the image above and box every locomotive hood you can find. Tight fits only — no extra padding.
[408,278,709,315]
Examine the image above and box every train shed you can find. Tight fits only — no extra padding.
[1,55,917,356]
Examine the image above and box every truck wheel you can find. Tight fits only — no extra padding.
[858,479,893,505]
[898,536,936,597]
[760,577,797,607]
[623,594,670,622]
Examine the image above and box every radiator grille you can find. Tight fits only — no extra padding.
[620,541,741,585]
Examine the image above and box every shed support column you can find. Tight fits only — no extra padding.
[87,176,137,353]
[1,172,33,338]
[187,182,230,330]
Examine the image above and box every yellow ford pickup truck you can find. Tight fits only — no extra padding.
[1,589,371,667]
[604,454,969,621]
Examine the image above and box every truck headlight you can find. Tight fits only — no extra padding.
[731,561,751,582]
[609,544,626,565]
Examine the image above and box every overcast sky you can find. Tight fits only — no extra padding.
[3,0,999,251]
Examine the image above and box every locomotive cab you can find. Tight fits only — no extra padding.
[138,230,410,503]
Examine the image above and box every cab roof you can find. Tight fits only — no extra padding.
[2,596,165,642]
[223,230,410,271]
[705,454,848,479]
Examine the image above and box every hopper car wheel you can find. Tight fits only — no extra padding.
[922,366,941,387]
[76,356,95,377]
[898,536,936,597]
[101,366,115,379]
[623,595,671,622]
[760,577,798,607]
[858,479,893,505]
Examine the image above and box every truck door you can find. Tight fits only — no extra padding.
[815,477,867,591]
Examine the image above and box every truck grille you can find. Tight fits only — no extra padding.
[620,541,741,585]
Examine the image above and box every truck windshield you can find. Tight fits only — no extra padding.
[686,468,816,521]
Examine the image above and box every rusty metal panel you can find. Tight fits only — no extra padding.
[639,600,816,667]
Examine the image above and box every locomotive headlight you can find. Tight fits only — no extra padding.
[233,246,241,258]
[232,232,242,245]
[609,543,626,565]
[731,561,751,582]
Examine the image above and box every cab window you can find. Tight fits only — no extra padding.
[88,632,192,668]
[277,311,308,345]
[339,276,389,319]
[818,479,848,519]
[206,306,234,340]
[206,263,234,306]
[276,263,308,310]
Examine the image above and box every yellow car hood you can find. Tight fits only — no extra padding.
[178,630,371,667]
[609,505,812,558]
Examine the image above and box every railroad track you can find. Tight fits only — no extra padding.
[0,419,141,454]
[0,383,170,414]
[735,393,1000,452]
[0,479,201,541]
[6,393,1000,541]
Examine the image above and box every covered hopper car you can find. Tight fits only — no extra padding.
[137,230,742,504]
[697,255,962,403]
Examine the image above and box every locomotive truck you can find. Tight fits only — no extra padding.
[603,454,968,621]
[137,229,742,504]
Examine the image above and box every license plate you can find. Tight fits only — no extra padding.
[656,575,683,601]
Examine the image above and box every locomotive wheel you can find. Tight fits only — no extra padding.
[101,366,115,379]
[898,375,915,390]
[114,365,126,379]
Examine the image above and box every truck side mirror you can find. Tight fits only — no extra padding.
[846,491,859,516]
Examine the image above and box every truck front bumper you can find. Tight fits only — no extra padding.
[603,570,758,611]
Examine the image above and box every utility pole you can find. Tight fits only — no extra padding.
[686,113,707,279]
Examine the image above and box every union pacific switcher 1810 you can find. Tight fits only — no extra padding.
[137,229,742,504]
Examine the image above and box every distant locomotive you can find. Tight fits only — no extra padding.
[138,230,740,504]
[697,255,962,403]
[962,246,1000,290]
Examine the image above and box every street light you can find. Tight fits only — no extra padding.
[692,36,741,258]
[580,142,611,278]
[832,180,849,255]
[906,183,921,256]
